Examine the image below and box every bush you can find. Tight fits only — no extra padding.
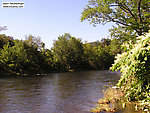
[111,31,150,101]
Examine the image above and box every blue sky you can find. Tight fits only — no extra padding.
[0,0,113,48]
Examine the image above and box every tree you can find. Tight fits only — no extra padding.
[100,38,111,48]
[110,38,122,55]
[42,49,55,72]
[0,40,28,74]
[25,35,45,51]
[81,0,150,41]
[83,43,97,69]
[0,34,14,48]
[83,41,114,70]
[96,45,114,69]
[52,33,86,71]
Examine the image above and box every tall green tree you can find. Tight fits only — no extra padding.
[0,40,28,74]
[52,33,86,71]
[81,0,150,41]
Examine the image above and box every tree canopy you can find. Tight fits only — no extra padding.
[81,0,150,41]
[52,33,87,71]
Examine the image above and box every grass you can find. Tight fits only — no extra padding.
[91,87,150,113]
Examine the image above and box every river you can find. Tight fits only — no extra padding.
[0,70,137,113]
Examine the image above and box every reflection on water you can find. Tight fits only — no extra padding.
[0,70,121,113]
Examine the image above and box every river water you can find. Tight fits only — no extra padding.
[0,70,137,113]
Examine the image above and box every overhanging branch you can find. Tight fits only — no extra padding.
[109,3,138,23]
[138,0,142,23]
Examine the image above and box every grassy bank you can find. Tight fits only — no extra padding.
[91,87,150,112]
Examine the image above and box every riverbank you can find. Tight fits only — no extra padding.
[0,68,109,77]
[91,87,150,112]
[0,70,49,77]
[92,32,150,113]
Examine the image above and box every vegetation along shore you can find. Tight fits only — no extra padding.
[81,0,150,112]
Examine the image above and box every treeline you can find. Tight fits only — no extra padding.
[0,33,122,75]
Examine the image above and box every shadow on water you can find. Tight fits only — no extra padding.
[0,70,135,113]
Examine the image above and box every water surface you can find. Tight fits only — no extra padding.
[0,70,124,113]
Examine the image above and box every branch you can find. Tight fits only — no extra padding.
[110,3,138,23]
[137,0,142,23]
[111,18,130,26]
[120,3,138,22]
[137,0,142,35]
[105,14,130,27]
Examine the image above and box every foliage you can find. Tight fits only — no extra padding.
[0,35,54,75]
[52,33,116,72]
[43,49,54,67]
[0,33,119,75]
[83,42,114,69]
[109,26,138,43]
[81,0,150,40]
[0,34,14,48]
[111,31,150,101]
[110,38,122,55]
[52,33,87,71]
[92,87,150,112]
[0,40,28,74]
[91,87,123,112]
[25,35,45,51]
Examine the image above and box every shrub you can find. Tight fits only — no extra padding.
[111,31,150,101]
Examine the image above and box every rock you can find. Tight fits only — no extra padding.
[98,99,110,104]
[112,86,119,89]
